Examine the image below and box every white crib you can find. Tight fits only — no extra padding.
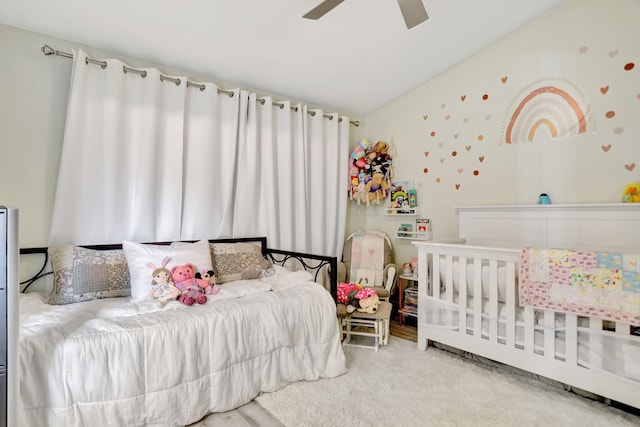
[414,204,640,410]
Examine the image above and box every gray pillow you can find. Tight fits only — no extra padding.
[209,242,273,283]
[48,245,131,305]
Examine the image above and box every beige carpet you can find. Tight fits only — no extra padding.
[256,337,639,427]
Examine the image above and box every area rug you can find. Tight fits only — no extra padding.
[256,337,638,427]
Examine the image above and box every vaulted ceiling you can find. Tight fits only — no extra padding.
[0,0,568,116]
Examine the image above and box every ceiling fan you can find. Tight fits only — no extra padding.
[303,0,429,29]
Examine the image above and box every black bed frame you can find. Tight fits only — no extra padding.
[19,237,338,300]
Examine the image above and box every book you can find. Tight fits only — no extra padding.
[398,223,412,237]
[415,218,430,236]
[390,180,414,213]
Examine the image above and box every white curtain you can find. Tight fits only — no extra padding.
[50,49,350,257]
[50,49,186,245]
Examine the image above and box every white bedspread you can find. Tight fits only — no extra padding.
[19,267,347,427]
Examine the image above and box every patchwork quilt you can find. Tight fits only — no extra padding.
[519,248,640,326]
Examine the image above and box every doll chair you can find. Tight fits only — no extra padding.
[337,230,398,301]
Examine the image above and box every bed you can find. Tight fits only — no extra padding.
[413,204,640,410]
[18,237,347,427]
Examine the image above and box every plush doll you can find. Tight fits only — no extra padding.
[350,138,371,160]
[366,172,390,203]
[337,282,380,314]
[409,258,418,278]
[195,269,221,295]
[146,257,181,307]
[356,182,370,205]
[368,141,392,176]
[401,262,412,277]
[622,182,640,202]
[171,263,209,306]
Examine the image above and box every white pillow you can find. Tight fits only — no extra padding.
[122,239,213,301]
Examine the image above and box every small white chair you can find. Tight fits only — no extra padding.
[337,302,392,351]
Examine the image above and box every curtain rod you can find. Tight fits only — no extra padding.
[41,44,359,127]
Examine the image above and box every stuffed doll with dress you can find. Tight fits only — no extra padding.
[147,257,181,307]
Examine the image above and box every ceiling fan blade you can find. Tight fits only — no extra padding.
[303,0,345,20]
[397,0,429,29]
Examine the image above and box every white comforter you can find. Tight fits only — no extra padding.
[19,267,347,427]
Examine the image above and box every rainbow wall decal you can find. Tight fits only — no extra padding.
[503,78,594,144]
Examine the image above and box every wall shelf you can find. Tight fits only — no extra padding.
[395,230,432,240]
[385,207,418,216]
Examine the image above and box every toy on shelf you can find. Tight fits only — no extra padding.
[400,258,418,278]
[537,193,551,205]
[409,258,418,278]
[401,262,412,277]
[622,182,640,203]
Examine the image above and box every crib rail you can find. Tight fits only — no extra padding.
[413,240,640,410]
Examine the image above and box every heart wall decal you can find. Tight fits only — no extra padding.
[625,163,636,171]
[601,145,612,152]
[600,86,609,94]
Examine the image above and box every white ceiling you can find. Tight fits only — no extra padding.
[1,0,569,116]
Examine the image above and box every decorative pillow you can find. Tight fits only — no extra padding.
[48,245,131,305]
[123,239,213,301]
[209,242,273,283]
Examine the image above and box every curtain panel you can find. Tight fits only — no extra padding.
[49,49,349,257]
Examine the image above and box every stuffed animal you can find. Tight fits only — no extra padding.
[368,141,392,176]
[146,257,181,307]
[366,172,390,203]
[337,282,380,314]
[622,182,640,202]
[401,262,412,277]
[350,138,371,160]
[356,182,370,205]
[171,263,209,306]
[195,269,220,295]
[409,258,418,278]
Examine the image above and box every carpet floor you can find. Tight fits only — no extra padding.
[254,337,639,427]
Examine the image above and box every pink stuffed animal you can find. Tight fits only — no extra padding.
[171,263,209,306]
[194,269,220,295]
[337,282,380,314]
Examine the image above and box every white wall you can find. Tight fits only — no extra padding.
[351,0,640,265]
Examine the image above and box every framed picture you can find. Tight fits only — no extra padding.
[355,268,376,287]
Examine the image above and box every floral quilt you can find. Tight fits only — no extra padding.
[519,248,640,326]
